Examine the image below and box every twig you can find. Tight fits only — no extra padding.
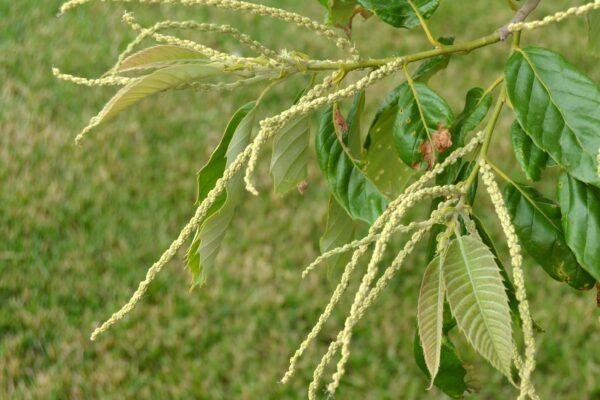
[499,0,542,40]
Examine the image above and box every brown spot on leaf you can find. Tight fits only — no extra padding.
[432,122,452,153]
[297,180,309,195]
[333,106,348,134]
[419,140,435,170]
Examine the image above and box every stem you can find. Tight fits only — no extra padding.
[462,87,506,189]
[303,32,501,72]
[499,0,542,40]
[407,0,441,48]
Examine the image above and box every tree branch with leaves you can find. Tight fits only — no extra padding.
[55,0,600,398]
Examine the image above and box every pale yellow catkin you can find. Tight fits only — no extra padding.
[479,160,538,400]
[90,143,255,340]
[281,131,484,384]
[53,67,132,86]
[325,197,460,395]
[508,0,600,32]
[59,0,358,58]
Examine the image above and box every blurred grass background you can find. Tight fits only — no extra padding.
[1,0,599,398]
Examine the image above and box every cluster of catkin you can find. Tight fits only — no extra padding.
[55,1,600,398]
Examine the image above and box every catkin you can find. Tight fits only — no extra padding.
[479,160,538,400]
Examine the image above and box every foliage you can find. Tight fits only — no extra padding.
[53,0,600,398]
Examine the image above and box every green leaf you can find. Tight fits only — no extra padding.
[414,330,468,399]
[270,99,311,194]
[117,45,207,73]
[88,64,227,131]
[505,46,600,187]
[558,173,600,282]
[436,87,492,186]
[510,120,549,182]
[504,181,596,289]
[364,86,415,198]
[417,255,445,385]
[393,82,454,170]
[358,0,440,29]
[316,105,388,225]
[413,36,455,83]
[319,196,358,271]
[587,10,600,57]
[346,91,365,158]
[318,0,361,28]
[443,235,513,378]
[186,102,257,287]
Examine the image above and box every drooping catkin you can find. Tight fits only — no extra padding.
[325,194,461,395]
[508,0,600,33]
[59,0,359,58]
[53,68,133,86]
[281,132,484,384]
[479,160,537,400]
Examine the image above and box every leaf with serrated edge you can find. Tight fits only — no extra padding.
[358,0,440,29]
[393,82,454,170]
[89,63,227,131]
[505,46,600,187]
[558,173,600,281]
[418,255,445,386]
[117,45,207,73]
[443,235,513,378]
[270,113,310,194]
[505,181,595,289]
[186,103,257,287]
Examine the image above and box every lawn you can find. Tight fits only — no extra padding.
[1,0,599,398]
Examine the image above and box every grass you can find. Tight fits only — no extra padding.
[1,0,599,398]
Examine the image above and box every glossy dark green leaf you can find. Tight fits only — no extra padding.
[393,82,454,170]
[319,196,358,271]
[186,102,257,287]
[511,120,549,182]
[364,87,415,197]
[505,46,600,187]
[505,181,596,289]
[414,329,468,399]
[413,36,455,83]
[316,105,388,225]
[346,91,365,158]
[358,0,440,29]
[558,173,600,281]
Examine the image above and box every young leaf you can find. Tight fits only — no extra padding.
[316,105,388,225]
[317,0,363,29]
[319,196,358,271]
[87,63,228,131]
[417,256,445,385]
[504,182,595,290]
[443,235,513,378]
[510,120,549,182]
[505,46,600,187]
[364,86,415,197]
[358,0,440,29]
[270,113,310,194]
[412,36,455,83]
[117,45,207,73]
[414,330,469,399]
[558,173,600,281]
[393,82,454,170]
[187,102,257,287]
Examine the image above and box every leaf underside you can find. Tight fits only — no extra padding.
[443,235,513,378]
